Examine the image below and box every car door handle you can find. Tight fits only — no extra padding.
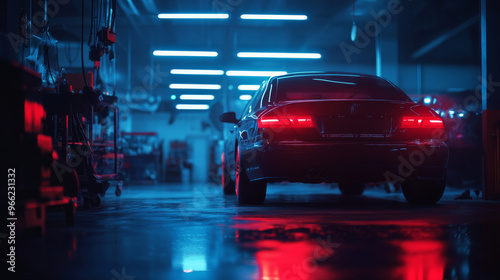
[230,129,234,133]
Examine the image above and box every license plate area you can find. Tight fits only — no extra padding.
[320,116,393,137]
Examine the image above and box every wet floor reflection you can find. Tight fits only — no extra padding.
[13,184,500,280]
[230,215,483,280]
[393,241,445,280]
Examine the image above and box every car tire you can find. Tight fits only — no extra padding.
[222,152,236,195]
[339,183,365,196]
[236,146,266,204]
[402,179,445,204]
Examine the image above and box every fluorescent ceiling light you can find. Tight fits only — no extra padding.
[240,95,252,101]
[241,14,307,20]
[238,85,260,91]
[170,69,224,75]
[170,84,221,90]
[153,50,218,57]
[237,52,321,59]
[176,104,210,110]
[158,13,229,19]
[226,71,287,77]
[180,95,215,100]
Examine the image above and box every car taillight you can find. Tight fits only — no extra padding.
[400,116,444,129]
[258,116,290,128]
[258,115,315,129]
[421,118,444,128]
[289,116,315,128]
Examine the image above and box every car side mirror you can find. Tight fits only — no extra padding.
[219,112,239,124]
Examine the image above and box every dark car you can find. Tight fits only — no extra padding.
[220,72,448,204]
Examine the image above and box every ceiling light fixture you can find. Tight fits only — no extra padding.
[226,71,287,77]
[237,52,321,59]
[238,85,261,91]
[239,95,253,100]
[179,95,215,100]
[169,84,221,90]
[240,14,307,20]
[176,104,210,110]
[351,0,357,42]
[158,13,229,19]
[153,50,218,57]
[170,69,224,75]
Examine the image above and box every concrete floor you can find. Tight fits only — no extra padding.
[14,183,500,280]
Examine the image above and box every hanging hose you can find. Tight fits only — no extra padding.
[81,0,88,88]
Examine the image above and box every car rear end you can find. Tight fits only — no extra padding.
[243,74,448,186]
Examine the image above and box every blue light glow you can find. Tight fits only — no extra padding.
[226,70,287,77]
[170,69,224,75]
[170,84,221,90]
[153,50,218,57]
[240,14,307,20]
[180,95,215,100]
[240,95,252,100]
[237,52,321,59]
[238,85,260,91]
[158,13,229,19]
[176,104,210,110]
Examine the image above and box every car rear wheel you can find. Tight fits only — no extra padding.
[402,179,445,204]
[222,152,236,195]
[339,183,365,195]
[236,146,266,204]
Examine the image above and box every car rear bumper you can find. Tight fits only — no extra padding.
[241,141,448,184]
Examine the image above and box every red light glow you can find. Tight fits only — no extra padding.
[393,241,445,280]
[401,116,444,129]
[24,100,46,133]
[258,115,315,129]
[254,240,335,280]
[289,116,315,128]
[258,116,291,128]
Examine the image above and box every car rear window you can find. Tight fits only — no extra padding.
[276,74,411,102]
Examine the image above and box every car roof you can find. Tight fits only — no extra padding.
[272,71,380,81]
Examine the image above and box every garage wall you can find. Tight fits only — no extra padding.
[398,64,480,96]
[131,112,218,183]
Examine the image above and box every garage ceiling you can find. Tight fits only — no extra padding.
[44,0,480,101]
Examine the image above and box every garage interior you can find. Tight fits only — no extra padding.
[2,0,500,279]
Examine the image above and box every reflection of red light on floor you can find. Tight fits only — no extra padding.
[254,240,335,280]
[395,241,445,280]
[232,216,323,232]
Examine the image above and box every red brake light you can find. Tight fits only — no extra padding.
[258,116,290,128]
[401,116,444,129]
[289,116,315,128]
[401,117,424,128]
[258,115,315,129]
[421,118,444,128]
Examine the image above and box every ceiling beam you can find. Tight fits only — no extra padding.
[411,15,479,60]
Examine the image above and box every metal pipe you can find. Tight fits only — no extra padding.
[114,107,118,178]
[481,0,488,110]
